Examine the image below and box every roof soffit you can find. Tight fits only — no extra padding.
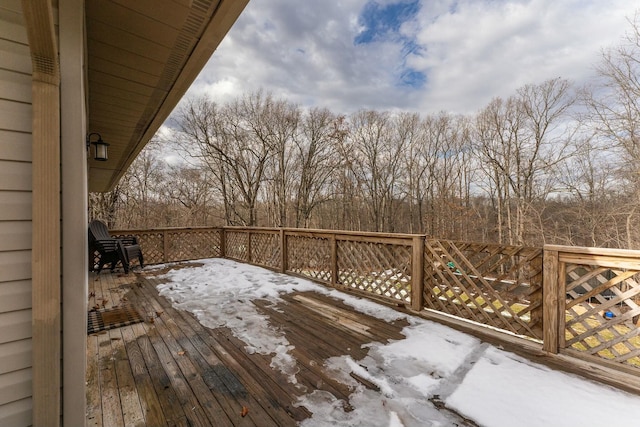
[86,0,249,192]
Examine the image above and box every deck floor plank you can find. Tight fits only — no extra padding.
[88,267,409,426]
[250,298,364,400]
[129,284,237,427]
[138,277,293,426]
[289,291,409,339]
[131,322,191,426]
[254,297,370,360]
[145,324,213,427]
[197,315,312,421]
[111,327,146,427]
[163,297,302,426]
[97,329,125,427]
[137,290,280,427]
[120,325,168,427]
[86,333,103,427]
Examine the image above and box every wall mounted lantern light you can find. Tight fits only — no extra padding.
[86,132,110,161]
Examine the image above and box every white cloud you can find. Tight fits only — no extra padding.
[183,0,638,115]
[412,0,637,112]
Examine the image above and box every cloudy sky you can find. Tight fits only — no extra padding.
[186,0,637,115]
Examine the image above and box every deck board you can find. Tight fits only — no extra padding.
[87,266,409,426]
[120,325,168,427]
[111,326,146,427]
[98,329,124,427]
[86,325,103,427]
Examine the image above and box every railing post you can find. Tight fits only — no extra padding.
[247,230,252,263]
[331,234,338,285]
[219,228,226,258]
[557,258,567,350]
[411,235,425,311]
[543,247,560,353]
[280,229,287,273]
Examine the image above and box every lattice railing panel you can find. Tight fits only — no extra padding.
[287,235,332,283]
[564,264,640,369]
[135,232,165,264]
[226,231,249,262]
[111,230,222,265]
[112,231,165,265]
[423,240,543,339]
[251,232,281,269]
[337,240,412,303]
[167,230,221,262]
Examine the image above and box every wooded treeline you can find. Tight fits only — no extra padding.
[90,16,640,249]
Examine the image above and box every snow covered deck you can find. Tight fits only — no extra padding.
[87,259,640,427]
[87,262,415,426]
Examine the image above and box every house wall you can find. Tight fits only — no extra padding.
[0,1,35,426]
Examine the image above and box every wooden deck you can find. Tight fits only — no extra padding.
[86,266,409,427]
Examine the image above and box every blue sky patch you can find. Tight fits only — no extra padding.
[355,0,426,89]
[399,69,427,88]
[355,0,421,45]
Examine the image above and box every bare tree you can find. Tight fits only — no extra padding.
[583,13,640,247]
[475,78,575,245]
[393,112,424,233]
[88,184,121,228]
[175,94,273,226]
[342,110,407,232]
[241,92,299,226]
[120,140,167,228]
[173,96,233,223]
[540,132,608,246]
[588,13,640,162]
[418,112,476,239]
[293,107,342,227]
[162,165,218,226]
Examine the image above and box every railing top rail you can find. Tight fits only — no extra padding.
[545,244,640,259]
[111,226,223,234]
[285,227,422,239]
[223,226,281,233]
[111,225,420,240]
[285,227,421,239]
[223,226,423,240]
[431,239,541,252]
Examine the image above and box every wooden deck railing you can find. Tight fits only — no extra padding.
[109,226,640,378]
[544,245,640,373]
[110,227,222,264]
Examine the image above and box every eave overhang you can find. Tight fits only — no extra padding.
[86,0,248,192]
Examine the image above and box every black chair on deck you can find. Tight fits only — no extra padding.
[88,220,144,274]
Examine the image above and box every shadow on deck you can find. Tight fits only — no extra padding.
[86,266,410,427]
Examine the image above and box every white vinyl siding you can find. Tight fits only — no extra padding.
[0,99,31,132]
[0,340,31,376]
[0,280,31,313]
[0,161,31,191]
[0,191,31,221]
[0,310,31,350]
[0,222,31,251]
[0,130,31,162]
[0,1,33,426]
[0,251,31,283]
[0,399,31,427]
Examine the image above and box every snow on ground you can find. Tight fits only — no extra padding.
[154,258,640,427]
